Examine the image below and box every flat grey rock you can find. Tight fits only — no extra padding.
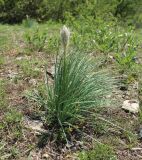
[122,100,139,113]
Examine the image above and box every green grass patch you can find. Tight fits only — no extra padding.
[0,109,23,140]
[78,143,117,160]
[0,80,7,110]
[16,58,44,78]
[0,54,5,67]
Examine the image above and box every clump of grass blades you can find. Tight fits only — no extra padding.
[35,49,112,143]
[27,23,113,143]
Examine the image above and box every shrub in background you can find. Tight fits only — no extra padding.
[0,0,96,23]
[24,27,47,52]
[65,16,118,53]
[114,28,137,70]
[0,0,40,23]
[0,0,141,27]
[65,15,138,70]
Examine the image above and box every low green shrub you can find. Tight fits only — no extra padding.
[24,27,47,52]
[65,15,138,71]
[114,28,137,70]
[66,16,128,54]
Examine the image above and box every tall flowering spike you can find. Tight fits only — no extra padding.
[60,25,70,52]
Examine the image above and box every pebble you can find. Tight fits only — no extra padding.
[122,100,139,113]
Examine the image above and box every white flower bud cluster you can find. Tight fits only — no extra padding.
[60,25,70,52]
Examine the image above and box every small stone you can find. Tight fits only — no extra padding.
[51,66,55,75]
[117,94,122,98]
[16,55,30,60]
[122,100,139,113]
[16,57,23,60]
[7,70,18,79]
[108,55,115,62]
[106,95,111,98]
[24,117,47,134]
[42,153,49,159]
[29,79,37,86]
[139,128,142,139]
[133,81,139,90]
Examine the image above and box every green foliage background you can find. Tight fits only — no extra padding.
[0,0,142,26]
